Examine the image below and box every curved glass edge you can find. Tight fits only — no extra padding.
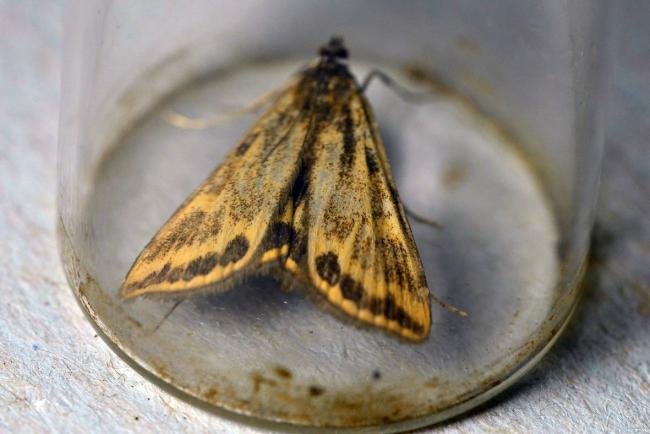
[57,216,586,433]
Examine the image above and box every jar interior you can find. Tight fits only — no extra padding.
[59,56,572,429]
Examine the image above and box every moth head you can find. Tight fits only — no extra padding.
[318,36,348,62]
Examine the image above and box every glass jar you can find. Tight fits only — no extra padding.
[58,1,611,431]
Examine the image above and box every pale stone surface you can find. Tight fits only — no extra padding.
[0,1,647,433]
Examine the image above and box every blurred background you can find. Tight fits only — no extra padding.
[1,1,647,432]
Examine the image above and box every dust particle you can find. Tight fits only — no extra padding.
[308,385,325,397]
[274,366,292,379]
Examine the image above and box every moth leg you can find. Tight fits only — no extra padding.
[149,299,184,335]
[403,205,444,230]
[430,292,468,317]
[162,87,284,130]
[401,206,469,317]
[360,69,435,103]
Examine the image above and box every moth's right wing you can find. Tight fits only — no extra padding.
[121,83,307,298]
[284,84,432,342]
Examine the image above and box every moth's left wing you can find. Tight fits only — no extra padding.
[285,88,432,341]
[121,83,307,298]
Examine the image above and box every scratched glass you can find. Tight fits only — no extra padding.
[57,1,611,431]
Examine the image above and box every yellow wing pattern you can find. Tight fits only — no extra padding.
[122,37,432,341]
[121,83,307,298]
[283,70,431,341]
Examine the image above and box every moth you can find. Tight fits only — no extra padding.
[121,37,439,342]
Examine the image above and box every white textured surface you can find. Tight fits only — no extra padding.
[1,1,648,433]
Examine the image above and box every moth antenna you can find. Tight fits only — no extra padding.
[162,86,283,130]
[360,69,435,103]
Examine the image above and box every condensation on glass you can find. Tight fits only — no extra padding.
[58,1,610,431]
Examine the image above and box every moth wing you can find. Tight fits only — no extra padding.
[287,89,431,341]
[121,84,306,298]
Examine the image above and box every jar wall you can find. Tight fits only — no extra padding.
[59,0,609,269]
[58,0,609,429]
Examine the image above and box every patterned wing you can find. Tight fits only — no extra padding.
[121,83,307,298]
[285,80,431,341]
